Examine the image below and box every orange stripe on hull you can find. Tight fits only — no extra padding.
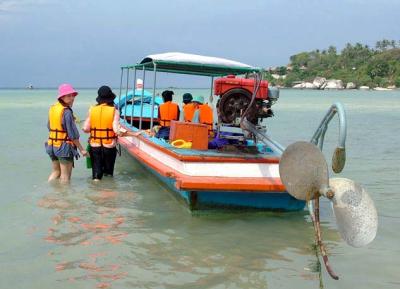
[118,137,285,193]
[176,176,285,192]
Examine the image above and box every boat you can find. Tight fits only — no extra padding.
[116,52,305,211]
[116,52,379,279]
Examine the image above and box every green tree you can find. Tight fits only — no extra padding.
[276,66,287,75]
[290,52,310,67]
[367,60,389,79]
[280,41,399,87]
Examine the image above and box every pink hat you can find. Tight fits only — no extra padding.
[57,83,78,99]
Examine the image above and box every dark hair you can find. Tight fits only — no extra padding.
[58,99,73,113]
[97,97,115,105]
[98,100,115,106]
[161,90,174,102]
[96,85,116,104]
[182,93,193,104]
[58,98,72,108]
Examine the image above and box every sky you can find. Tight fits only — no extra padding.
[0,0,399,88]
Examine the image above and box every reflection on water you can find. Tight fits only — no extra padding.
[35,175,341,289]
[36,180,142,288]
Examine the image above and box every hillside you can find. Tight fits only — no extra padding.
[265,40,400,89]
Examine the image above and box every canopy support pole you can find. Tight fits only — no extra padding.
[139,66,146,130]
[118,68,124,123]
[209,76,214,104]
[124,68,130,125]
[150,63,157,130]
[131,68,137,128]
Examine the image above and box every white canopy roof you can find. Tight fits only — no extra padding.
[124,52,262,76]
[143,52,254,69]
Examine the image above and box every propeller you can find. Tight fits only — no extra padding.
[279,141,328,201]
[329,177,378,247]
[279,141,378,278]
[280,141,378,246]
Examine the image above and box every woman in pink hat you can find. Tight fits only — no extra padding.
[45,83,87,183]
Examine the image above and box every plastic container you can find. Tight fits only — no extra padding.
[169,121,208,150]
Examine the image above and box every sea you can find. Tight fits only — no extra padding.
[0,88,399,289]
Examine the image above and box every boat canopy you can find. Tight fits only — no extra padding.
[122,52,262,76]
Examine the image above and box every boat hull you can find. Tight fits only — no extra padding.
[118,125,305,211]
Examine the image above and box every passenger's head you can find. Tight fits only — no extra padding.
[161,90,174,102]
[57,83,78,107]
[96,85,116,105]
[192,95,204,105]
[182,93,193,104]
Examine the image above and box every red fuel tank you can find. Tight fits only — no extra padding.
[214,75,269,100]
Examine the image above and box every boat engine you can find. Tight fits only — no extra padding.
[214,75,278,127]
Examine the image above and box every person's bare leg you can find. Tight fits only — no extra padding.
[60,161,73,184]
[48,161,61,182]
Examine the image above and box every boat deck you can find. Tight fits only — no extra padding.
[121,123,280,163]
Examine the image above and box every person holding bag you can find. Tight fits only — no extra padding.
[83,86,120,181]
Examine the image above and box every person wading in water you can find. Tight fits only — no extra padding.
[82,86,122,181]
[45,83,87,184]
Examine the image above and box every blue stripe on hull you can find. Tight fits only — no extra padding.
[125,150,305,212]
[193,191,306,211]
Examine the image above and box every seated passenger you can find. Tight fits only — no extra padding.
[191,95,214,135]
[181,92,195,122]
[156,90,180,140]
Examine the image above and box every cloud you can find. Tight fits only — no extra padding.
[0,0,50,13]
[0,0,19,12]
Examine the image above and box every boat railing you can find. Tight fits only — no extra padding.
[118,64,159,130]
[310,102,347,173]
[310,102,346,149]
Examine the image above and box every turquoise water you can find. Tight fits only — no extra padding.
[0,88,399,288]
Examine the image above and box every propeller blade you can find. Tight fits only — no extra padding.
[332,147,346,173]
[279,141,329,200]
[329,178,378,247]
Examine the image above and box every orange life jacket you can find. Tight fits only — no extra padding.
[159,101,179,127]
[198,103,213,132]
[89,104,117,145]
[47,101,73,147]
[183,103,196,122]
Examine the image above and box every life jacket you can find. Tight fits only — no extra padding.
[48,101,73,147]
[183,103,196,122]
[89,104,117,145]
[159,101,179,127]
[198,103,213,133]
